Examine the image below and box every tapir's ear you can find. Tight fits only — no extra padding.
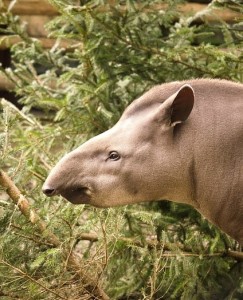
[156,84,194,127]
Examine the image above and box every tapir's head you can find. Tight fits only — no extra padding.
[43,83,194,207]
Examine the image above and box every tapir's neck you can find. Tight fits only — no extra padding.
[157,171,196,208]
[154,128,197,208]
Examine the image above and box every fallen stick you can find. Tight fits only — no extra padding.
[0,169,110,300]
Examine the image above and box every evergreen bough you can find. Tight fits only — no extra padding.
[0,0,243,299]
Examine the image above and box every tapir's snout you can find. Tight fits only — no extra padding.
[43,179,92,205]
[42,185,56,197]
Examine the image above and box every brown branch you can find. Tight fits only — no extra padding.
[0,170,60,246]
[78,233,99,243]
[73,234,243,261]
[72,232,243,262]
[120,237,243,261]
[0,170,110,300]
[226,250,243,261]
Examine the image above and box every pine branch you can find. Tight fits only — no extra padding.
[0,170,110,300]
[120,237,243,261]
[63,230,243,262]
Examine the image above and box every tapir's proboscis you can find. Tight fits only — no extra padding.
[43,79,243,244]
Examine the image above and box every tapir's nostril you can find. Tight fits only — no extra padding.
[43,187,56,197]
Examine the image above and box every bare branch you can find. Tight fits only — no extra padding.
[0,170,60,246]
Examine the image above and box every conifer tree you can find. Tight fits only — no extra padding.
[0,1,242,299]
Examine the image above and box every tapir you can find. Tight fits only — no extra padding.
[43,79,243,244]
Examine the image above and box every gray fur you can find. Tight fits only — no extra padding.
[43,79,243,243]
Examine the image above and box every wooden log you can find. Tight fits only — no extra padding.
[179,3,241,23]
[0,2,239,51]
[1,0,58,16]
[0,35,80,50]
[0,74,14,91]
[1,0,241,22]
[20,15,51,37]
[0,2,240,53]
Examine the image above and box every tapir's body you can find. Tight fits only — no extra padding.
[43,79,243,243]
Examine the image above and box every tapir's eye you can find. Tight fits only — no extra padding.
[108,151,120,161]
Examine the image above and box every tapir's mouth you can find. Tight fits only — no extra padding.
[61,186,91,205]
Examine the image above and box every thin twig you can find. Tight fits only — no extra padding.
[100,221,108,268]
[10,225,54,247]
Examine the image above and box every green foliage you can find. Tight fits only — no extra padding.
[0,0,243,299]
